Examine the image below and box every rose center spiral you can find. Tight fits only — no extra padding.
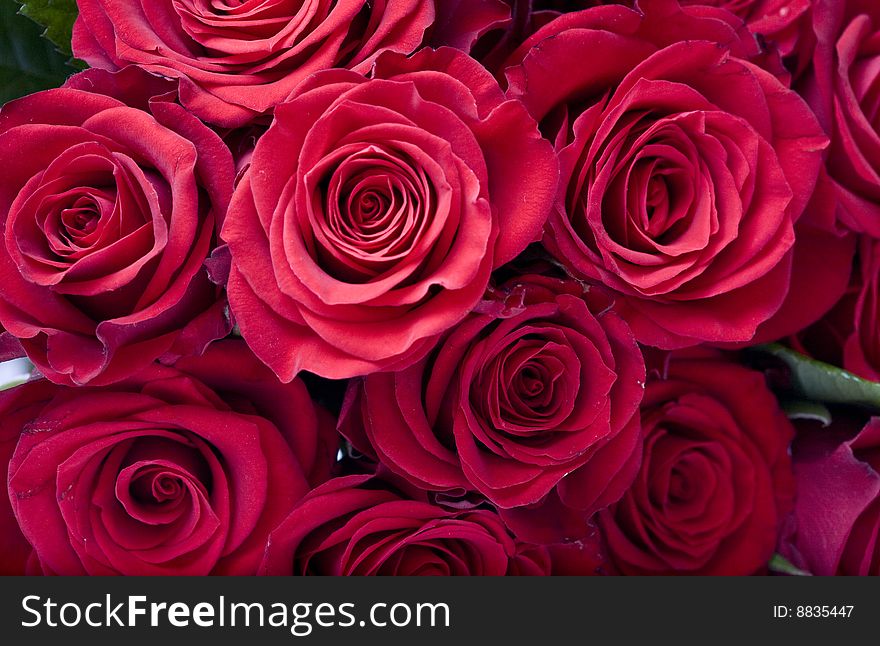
[311,145,434,281]
[60,195,102,238]
[131,468,187,505]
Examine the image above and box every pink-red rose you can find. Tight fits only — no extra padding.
[223,47,558,381]
[72,0,435,128]
[4,341,336,575]
[598,351,795,574]
[340,274,644,544]
[260,474,550,575]
[0,68,233,386]
[504,0,835,348]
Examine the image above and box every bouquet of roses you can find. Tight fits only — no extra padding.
[0,0,877,576]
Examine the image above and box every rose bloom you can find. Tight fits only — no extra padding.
[783,416,880,576]
[2,341,336,575]
[598,351,795,575]
[72,0,435,127]
[260,474,551,575]
[503,0,850,349]
[340,274,644,544]
[801,0,880,237]
[0,67,233,386]
[223,47,558,381]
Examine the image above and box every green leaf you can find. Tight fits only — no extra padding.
[781,400,833,426]
[768,554,812,577]
[14,0,78,56]
[0,0,72,102]
[753,343,880,410]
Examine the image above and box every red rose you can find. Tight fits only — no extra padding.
[598,351,795,575]
[260,474,550,575]
[223,47,558,380]
[340,274,644,544]
[5,341,336,575]
[0,67,233,386]
[801,0,880,237]
[504,0,836,348]
[783,417,880,576]
[72,0,435,127]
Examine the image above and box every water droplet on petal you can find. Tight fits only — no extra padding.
[15,484,47,500]
[22,421,59,435]
[58,485,73,502]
